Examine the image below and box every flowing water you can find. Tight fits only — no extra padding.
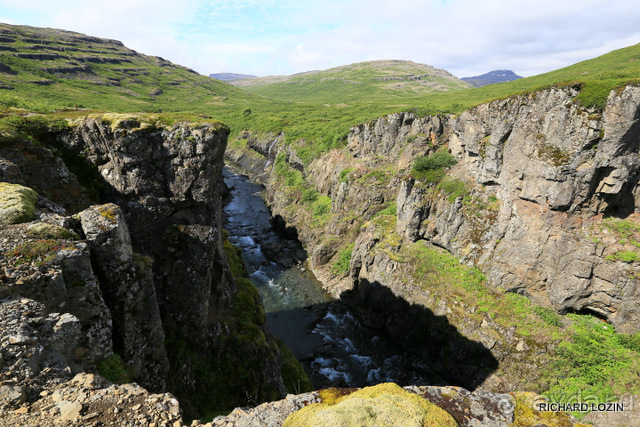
[223,167,437,389]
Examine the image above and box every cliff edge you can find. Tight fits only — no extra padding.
[0,113,300,422]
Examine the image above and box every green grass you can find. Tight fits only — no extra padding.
[544,314,640,417]
[274,152,305,186]
[97,354,131,384]
[5,23,640,167]
[372,201,398,218]
[439,178,470,203]
[230,60,470,104]
[0,23,262,114]
[4,239,71,266]
[399,236,640,409]
[312,195,331,218]
[330,243,355,275]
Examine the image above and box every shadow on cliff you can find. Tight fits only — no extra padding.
[267,278,498,393]
[339,278,499,391]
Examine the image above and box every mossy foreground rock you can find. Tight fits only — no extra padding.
[283,383,458,427]
[0,182,38,224]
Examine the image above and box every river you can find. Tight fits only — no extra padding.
[223,167,438,389]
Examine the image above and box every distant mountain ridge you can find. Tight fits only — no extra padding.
[209,72,257,81]
[461,69,523,87]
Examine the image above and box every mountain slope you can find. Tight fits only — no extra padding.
[229,60,471,104]
[461,69,522,87]
[210,72,257,81]
[0,23,264,112]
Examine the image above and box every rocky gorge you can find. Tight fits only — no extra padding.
[225,84,640,420]
[1,84,638,426]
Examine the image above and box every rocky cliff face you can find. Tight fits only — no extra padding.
[377,86,640,332]
[0,113,294,422]
[225,85,640,396]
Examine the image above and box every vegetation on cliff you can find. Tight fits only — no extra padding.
[162,235,311,419]
[3,23,640,168]
[5,21,640,425]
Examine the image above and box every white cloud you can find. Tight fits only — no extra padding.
[1,0,639,76]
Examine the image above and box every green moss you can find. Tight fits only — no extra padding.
[97,354,131,384]
[4,239,70,266]
[132,252,154,278]
[284,383,458,427]
[536,143,571,166]
[26,222,79,240]
[511,392,590,427]
[0,182,38,224]
[96,204,119,221]
[606,250,639,263]
[277,340,313,394]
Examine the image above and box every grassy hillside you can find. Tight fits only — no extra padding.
[0,23,265,113]
[229,60,470,104]
[1,23,639,163]
[441,42,640,110]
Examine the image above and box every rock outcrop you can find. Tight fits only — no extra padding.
[0,298,183,426]
[209,383,587,427]
[0,113,296,421]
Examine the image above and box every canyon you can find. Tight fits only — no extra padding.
[1,23,640,425]
[223,85,640,421]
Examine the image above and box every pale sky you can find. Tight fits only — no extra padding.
[1,0,639,78]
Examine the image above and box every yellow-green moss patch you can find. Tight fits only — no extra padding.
[26,222,79,239]
[511,392,591,427]
[284,383,458,427]
[0,182,38,224]
[95,204,120,222]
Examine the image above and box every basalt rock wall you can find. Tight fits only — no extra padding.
[1,114,292,421]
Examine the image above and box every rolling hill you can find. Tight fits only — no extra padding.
[1,22,640,161]
[228,60,471,104]
[0,23,264,113]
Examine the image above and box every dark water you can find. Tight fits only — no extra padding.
[223,167,437,389]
